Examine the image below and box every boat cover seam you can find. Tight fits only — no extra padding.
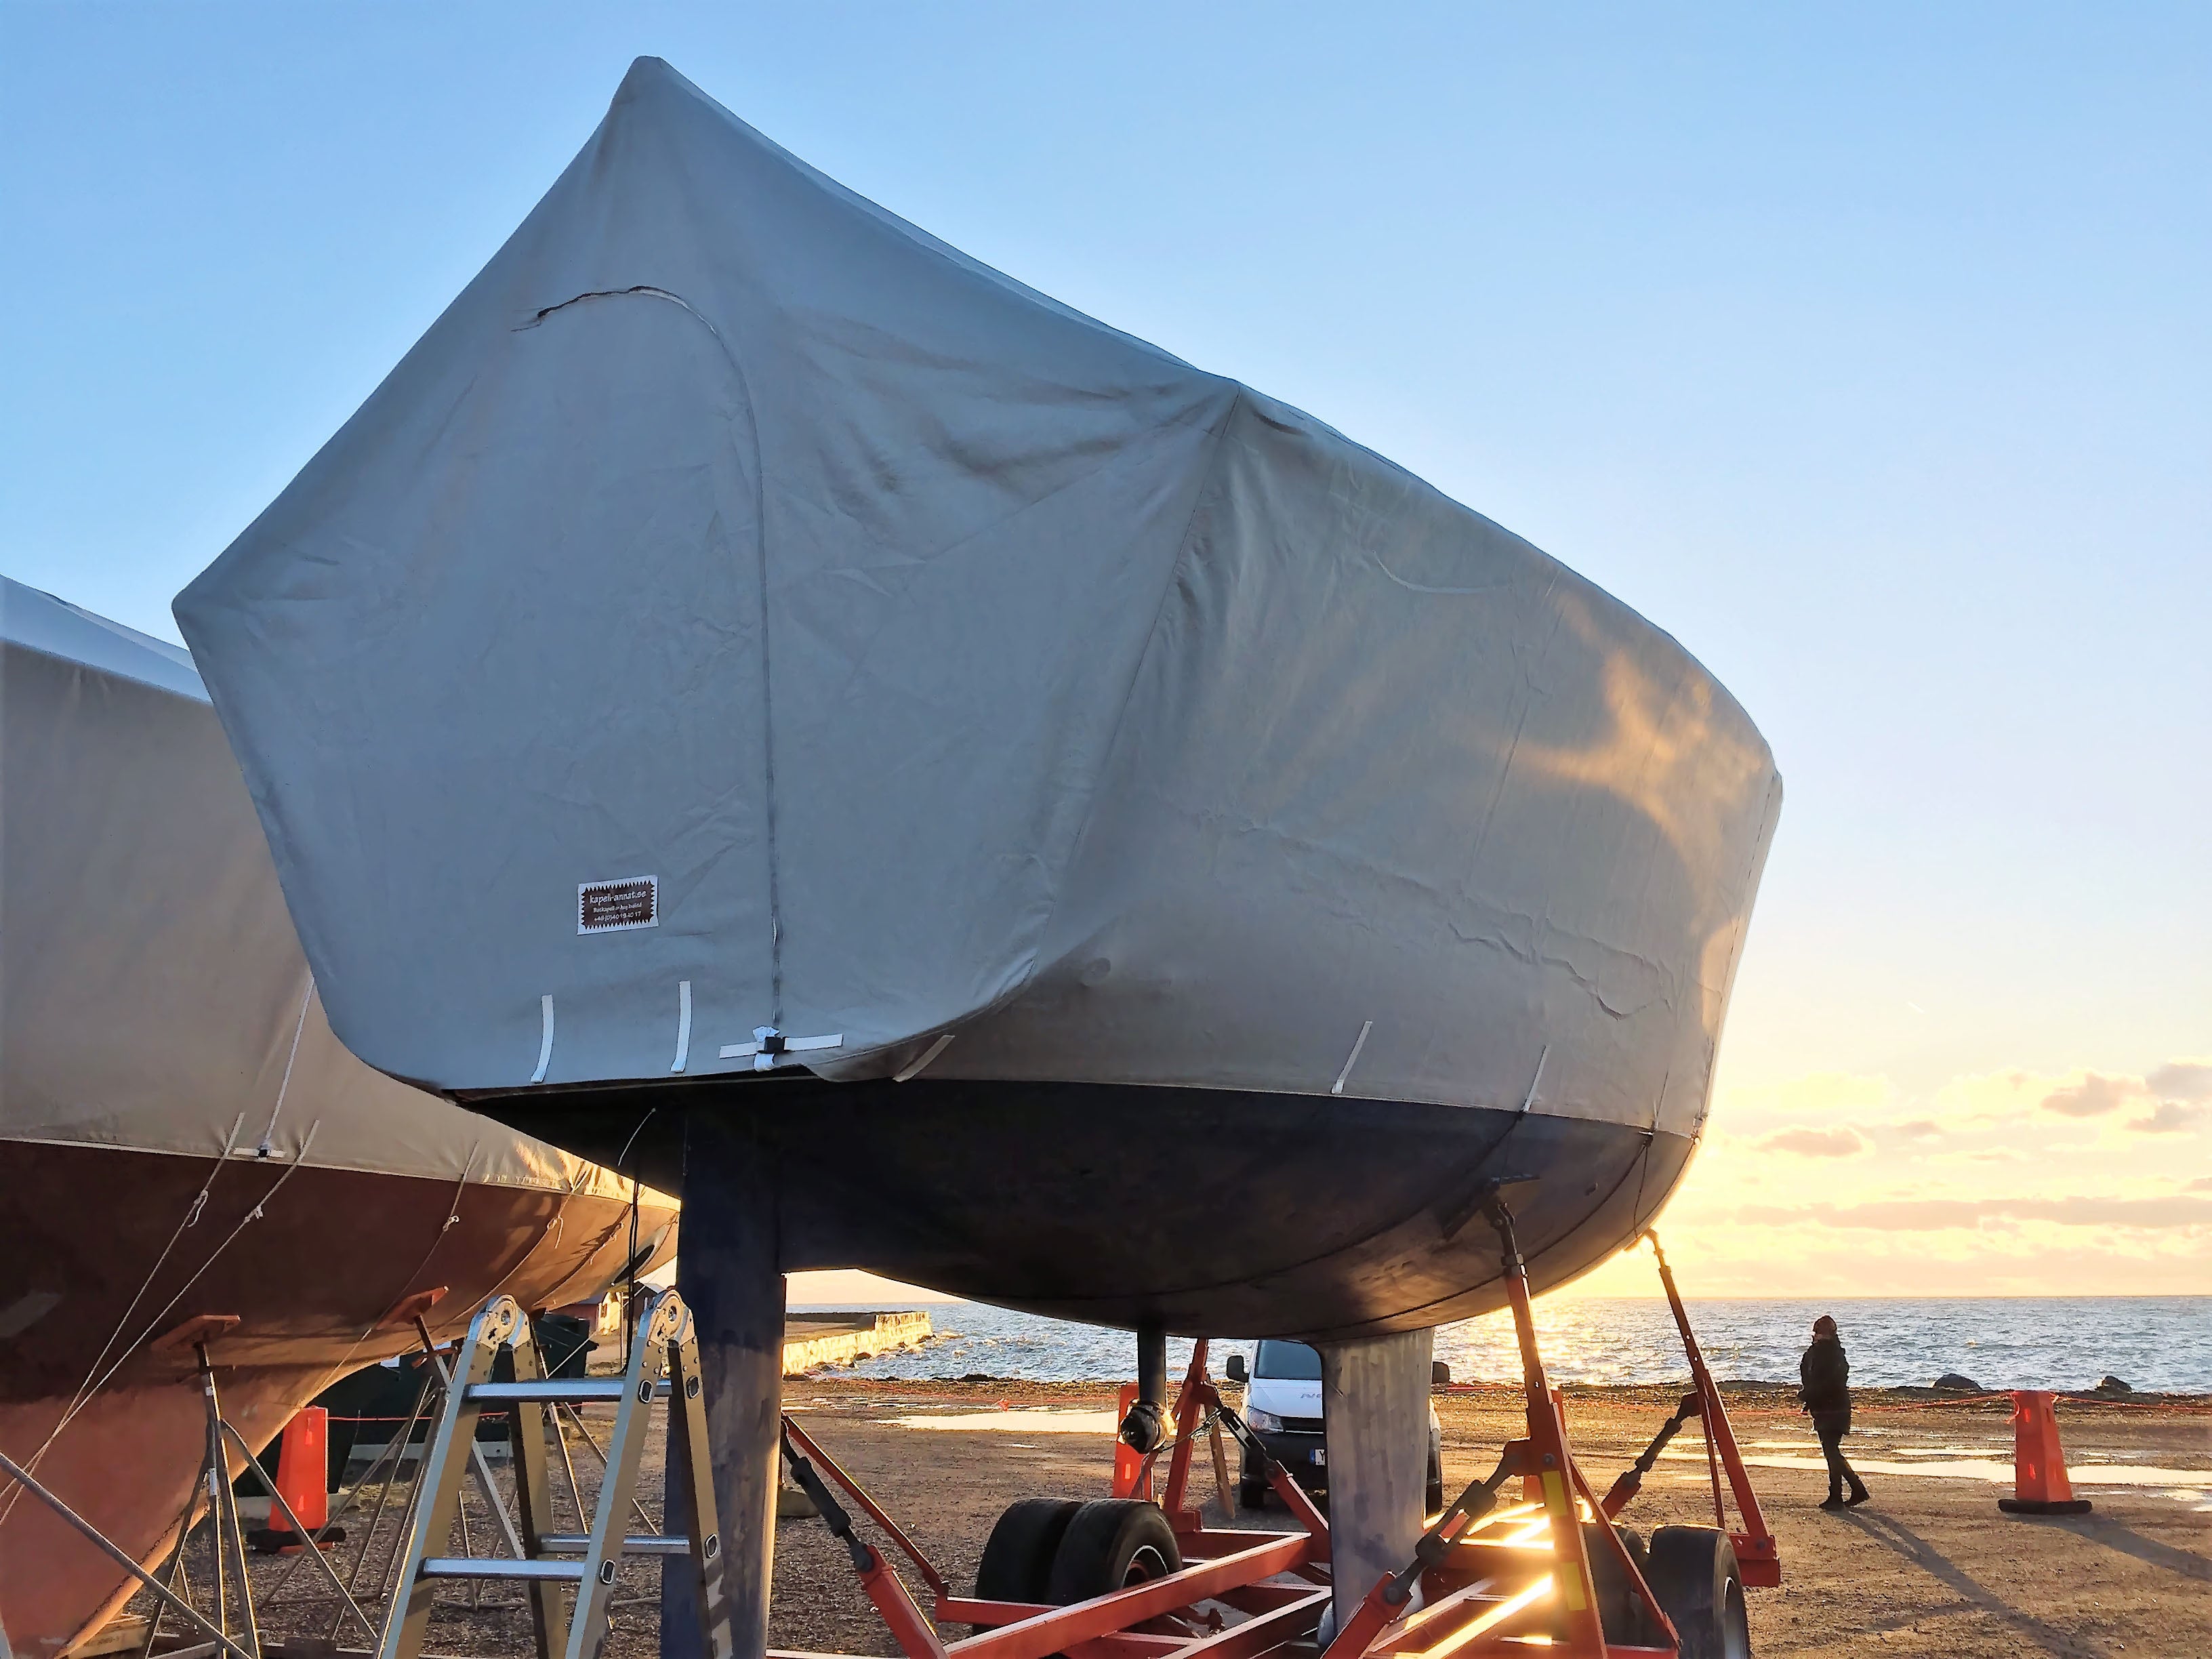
[1025,387,1245,1000]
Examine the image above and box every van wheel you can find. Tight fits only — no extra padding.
[1239,1477,1269,1511]
[1047,1499,1183,1603]
[1645,1526,1751,1659]
[973,1498,1080,1629]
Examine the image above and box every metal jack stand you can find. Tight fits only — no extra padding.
[171,1317,264,1659]
[1599,1233,1779,1587]
[378,1288,733,1659]
[0,1313,381,1659]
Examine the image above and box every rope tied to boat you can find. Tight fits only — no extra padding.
[257,973,316,1157]
[0,1119,321,1526]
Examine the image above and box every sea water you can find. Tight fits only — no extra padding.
[804,1296,2211,1394]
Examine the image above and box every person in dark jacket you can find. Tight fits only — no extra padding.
[1799,1314,1869,1509]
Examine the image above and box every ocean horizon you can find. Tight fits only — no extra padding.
[792,1295,2212,1395]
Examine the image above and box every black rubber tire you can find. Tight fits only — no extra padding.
[1239,1477,1270,1512]
[1427,1451,1444,1516]
[1046,1498,1183,1604]
[975,1498,1082,1614]
[1645,1525,1752,1659]
[1581,1523,1652,1647]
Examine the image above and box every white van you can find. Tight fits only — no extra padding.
[1226,1340,1445,1514]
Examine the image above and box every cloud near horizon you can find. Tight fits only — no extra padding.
[1728,1194,2212,1231]
[1563,1052,2212,1296]
[2147,1060,2212,1101]
[1756,1125,1867,1157]
[2127,1101,2207,1134]
[2040,1071,2145,1118]
[2036,1061,2212,1130]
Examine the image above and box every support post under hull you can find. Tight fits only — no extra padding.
[1318,1328,1433,1633]
[662,1113,783,1659]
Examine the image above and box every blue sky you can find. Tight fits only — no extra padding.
[6,4,2207,1291]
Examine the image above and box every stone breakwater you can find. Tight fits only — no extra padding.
[784,1310,933,1376]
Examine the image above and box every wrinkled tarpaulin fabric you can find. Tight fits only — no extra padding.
[1,576,663,1204]
[176,58,1780,1147]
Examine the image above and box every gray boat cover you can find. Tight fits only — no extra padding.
[1,575,657,1202]
[176,58,1780,1143]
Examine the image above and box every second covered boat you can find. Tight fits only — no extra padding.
[1,579,678,1656]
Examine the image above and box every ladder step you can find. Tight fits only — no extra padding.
[464,1380,630,1404]
[537,1534,692,1557]
[420,1557,589,1582]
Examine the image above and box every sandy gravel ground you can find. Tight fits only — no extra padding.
[175,1379,2208,1659]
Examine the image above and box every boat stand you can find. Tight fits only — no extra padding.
[775,1202,1779,1659]
[3,1290,737,1659]
[1595,1235,1778,1588]
[0,1313,382,1659]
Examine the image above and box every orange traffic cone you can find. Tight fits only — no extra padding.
[249,1406,347,1551]
[1997,1391,2091,1515]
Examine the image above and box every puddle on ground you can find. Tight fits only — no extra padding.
[1658,1448,2212,1490]
[886,1409,1122,1433]
[1750,1437,2005,1456]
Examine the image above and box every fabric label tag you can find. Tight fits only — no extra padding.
[578,875,658,934]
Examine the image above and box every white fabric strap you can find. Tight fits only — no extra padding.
[1519,1044,1550,1113]
[529,995,556,1084]
[671,980,693,1073]
[893,1032,956,1082]
[719,1025,843,1070]
[1331,1019,1373,1096]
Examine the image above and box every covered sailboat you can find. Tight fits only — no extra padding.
[0,578,678,1656]
[173,57,1780,1340]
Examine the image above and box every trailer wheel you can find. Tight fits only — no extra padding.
[1645,1526,1751,1659]
[1582,1523,1652,1646]
[975,1497,1082,1624]
[1046,1498,1183,1603]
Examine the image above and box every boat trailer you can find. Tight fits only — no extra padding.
[777,1207,1779,1659]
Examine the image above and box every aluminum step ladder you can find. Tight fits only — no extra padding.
[379,1288,733,1659]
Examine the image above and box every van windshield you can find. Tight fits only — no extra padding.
[1253,1340,1322,1380]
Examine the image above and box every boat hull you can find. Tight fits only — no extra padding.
[0,1139,674,1657]
[466,1077,1692,1338]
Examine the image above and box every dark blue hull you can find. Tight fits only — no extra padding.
[460,1077,1692,1339]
